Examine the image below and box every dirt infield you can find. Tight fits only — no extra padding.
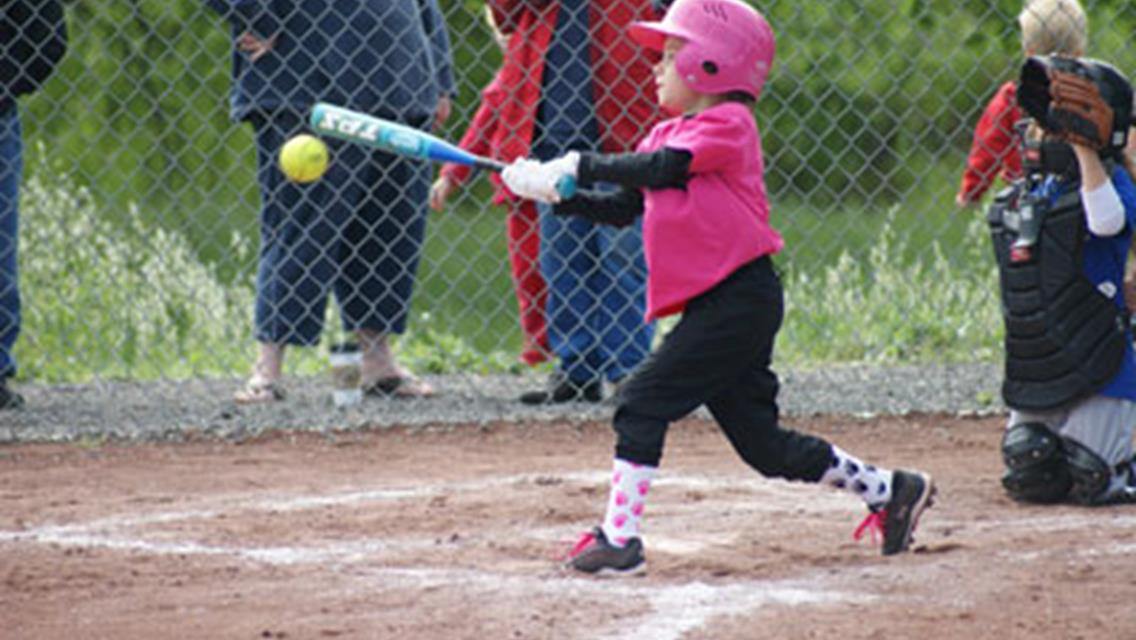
[3,413,1135,639]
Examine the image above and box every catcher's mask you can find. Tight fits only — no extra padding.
[1016,119,1079,180]
[1018,56,1134,156]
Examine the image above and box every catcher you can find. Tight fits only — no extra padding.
[991,55,1136,505]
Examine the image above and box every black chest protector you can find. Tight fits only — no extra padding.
[986,180,1129,411]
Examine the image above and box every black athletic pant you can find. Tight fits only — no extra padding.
[614,257,833,482]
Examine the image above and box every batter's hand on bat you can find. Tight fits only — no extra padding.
[543,152,580,183]
[502,153,579,203]
[502,158,553,203]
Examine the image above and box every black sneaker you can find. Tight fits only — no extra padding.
[0,378,24,410]
[853,470,935,555]
[564,527,645,575]
[519,372,602,405]
[880,470,935,555]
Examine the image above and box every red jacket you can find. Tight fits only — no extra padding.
[957,81,1023,204]
[441,0,661,201]
[442,73,512,202]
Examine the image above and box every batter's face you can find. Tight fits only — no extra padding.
[654,37,701,114]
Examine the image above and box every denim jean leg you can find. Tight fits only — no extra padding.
[0,105,22,379]
[591,211,652,381]
[337,148,430,335]
[531,0,605,384]
[539,202,602,382]
[251,112,336,346]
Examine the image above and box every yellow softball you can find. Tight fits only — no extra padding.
[279,134,329,183]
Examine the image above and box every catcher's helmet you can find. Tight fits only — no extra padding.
[628,0,775,100]
[1018,55,1134,155]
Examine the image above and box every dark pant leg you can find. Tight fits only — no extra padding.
[706,365,834,483]
[336,144,430,334]
[699,262,832,481]
[614,258,787,466]
[251,111,347,345]
[0,104,20,378]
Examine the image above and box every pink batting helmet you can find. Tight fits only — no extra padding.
[629,0,775,99]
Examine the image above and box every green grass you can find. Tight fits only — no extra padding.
[412,179,523,358]
[778,209,1001,365]
[17,160,255,382]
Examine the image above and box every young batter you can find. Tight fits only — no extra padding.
[503,0,935,574]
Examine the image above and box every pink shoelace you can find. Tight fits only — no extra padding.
[561,530,598,561]
[853,509,886,545]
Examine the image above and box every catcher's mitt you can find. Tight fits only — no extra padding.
[1047,68,1114,149]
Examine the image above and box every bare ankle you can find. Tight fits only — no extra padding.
[253,343,285,381]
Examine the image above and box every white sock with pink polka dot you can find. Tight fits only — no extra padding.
[601,458,656,548]
[820,446,893,509]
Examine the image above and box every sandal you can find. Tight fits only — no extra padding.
[233,375,286,404]
[362,373,436,399]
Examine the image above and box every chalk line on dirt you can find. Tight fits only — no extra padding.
[5,469,1136,640]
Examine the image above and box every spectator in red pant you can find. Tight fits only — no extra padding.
[955,0,1086,208]
[430,6,551,366]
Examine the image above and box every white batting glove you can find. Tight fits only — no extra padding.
[502,158,557,203]
[501,153,580,203]
[541,151,580,193]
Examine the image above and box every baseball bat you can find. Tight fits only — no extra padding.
[309,102,577,199]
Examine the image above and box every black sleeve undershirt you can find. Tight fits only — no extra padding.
[553,188,645,227]
[551,148,692,227]
[577,148,693,190]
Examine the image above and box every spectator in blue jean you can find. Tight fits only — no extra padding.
[204,0,454,402]
[0,1,68,409]
[512,0,662,404]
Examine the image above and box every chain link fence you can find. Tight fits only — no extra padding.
[3,1,1136,417]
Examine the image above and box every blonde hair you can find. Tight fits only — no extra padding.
[1018,0,1088,56]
